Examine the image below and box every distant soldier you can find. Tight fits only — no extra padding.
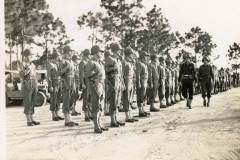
[165,58,173,106]
[158,56,166,108]
[178,52,196,109]
[226,68,231,90]
[86,45,108,133]
[122,47,138,122]
[218,68,225,92]
[212,65,219,94]
[60,46,78,127]
[148,53,160,112]
[173,61,180,102]
[20,49,40,126]
[136,51,150,117]
[232,72,237,87]
[198,56,214,107]
[47,49,64,121]
[79,49,92,121]
[170,61,176,104]
[71,54,81,116]
[105,43,125,127]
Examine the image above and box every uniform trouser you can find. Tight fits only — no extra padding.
[104,81,110,114]
[62,77,75,114]
[107,77,120,115]
[149,82,158,104]
[71,85,79,107]
[23,81,37,115]
[122,79,133,112]
[82,87,90,112]
[136,82,147,104]
[158,80,165,101]
[200,79,212,98]
[165,82,172,102]
[181,79,194,100]
[89,82,103,130]
[50,82,61,111]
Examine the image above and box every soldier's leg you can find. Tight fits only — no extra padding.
[23,85,33,126]
[170,85,175,104]
[165,84,170,106]
[158,82,166,108]
[206,80,212,107]
[149,85,159,112]
[137,85,148,117]
[50,87,58,120]
[55,85,64,120]
[30,88,40,125]
[188,80,194,109]
[201,81,207,106]
[108,80,119,127]
[82,88,90,121]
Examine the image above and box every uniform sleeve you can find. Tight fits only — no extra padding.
[136,62,142,86]
[178,64,182,82]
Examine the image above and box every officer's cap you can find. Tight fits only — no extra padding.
[110,43,121,52]
[22,49,33,57]
[63,46,72,54]
[82,49,90,57]
[91,45,104,55]
[124,47,133,56]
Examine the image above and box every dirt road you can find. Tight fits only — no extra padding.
[6,88,240,160]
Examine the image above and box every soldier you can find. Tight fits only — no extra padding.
[20,49,40,126]
[71,54,81,116]
[158,56,166,108]
[47,49,64,121]
[105,43,125,127]
[136,51,150,117]
[170,61,176,104]
[86,45,108,133]
[218,68,224,92]
[178,52,196,109]
[198,56,214,107]
[148,53,160,112]
[212,65,219,94]
[165,58,173,106]
[60,46,78,127]
[79,49,92,121]
[122,47,139,122]
[173,61,180,103]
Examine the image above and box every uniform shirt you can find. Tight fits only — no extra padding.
[198,64,214,81]
[47,62,61,88]
[178,62,196,82]
[149,61,159,85]
[136,60,148,86]
[87,57,105,84]
[122,58,134,80]
[79,59,89,86]
[104,56,119,77]
[73,62,80,86]
[60,59,75,78]
[20,62,38,88]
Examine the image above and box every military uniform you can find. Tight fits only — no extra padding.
[218,68,225,92]
[158,56,166,108]
[79,49,91,121]
[148,54,160,112]
[20,49,40,126]
[60,46,78,127]
[165,59,173,106]
[87,45,108,133]
[136,51,150,117]
[198,56,214,107]
[122,47,138,122]
[104,43,125,127]
[71,55,81,116]
[47,51,64,121]
[178,52,195,109]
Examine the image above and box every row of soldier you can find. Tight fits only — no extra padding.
[20,43,238,133]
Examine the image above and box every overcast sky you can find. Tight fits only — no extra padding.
[47,0,240,67]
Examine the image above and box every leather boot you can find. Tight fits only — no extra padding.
[207,98,210,107]
[150,103,160,112]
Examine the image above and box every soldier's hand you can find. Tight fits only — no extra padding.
[49,87,53,92]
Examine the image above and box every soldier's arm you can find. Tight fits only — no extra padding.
[136,62,142,87]
[178,64,182,82]
[148,65,153,87]
[105,57,118,73]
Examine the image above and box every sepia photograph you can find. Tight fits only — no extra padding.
[2,0,240,160]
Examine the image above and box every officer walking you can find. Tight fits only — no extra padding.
[20,49,40,126]
[47,49,64,121]
[122,47,139,122]
[198,56,214,107]
[79,49,92,121]
[60,46,78,127]
[158,56,166,108]
[86,45,108,133]
[105,43,125,127]
[136,51,150,117]
[178,51,196,109]
[71,54,81,116]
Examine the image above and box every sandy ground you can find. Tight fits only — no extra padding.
[6,88,240,160]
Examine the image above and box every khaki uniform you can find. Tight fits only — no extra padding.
[86,57,105,131]
[71,62,80,109]
[47,62,61,112]
[165,67,172,106]
[60,59,75,114]
[158,63,166,107]
[20,62,38,115]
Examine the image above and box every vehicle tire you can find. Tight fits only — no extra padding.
[35,91,47,107]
